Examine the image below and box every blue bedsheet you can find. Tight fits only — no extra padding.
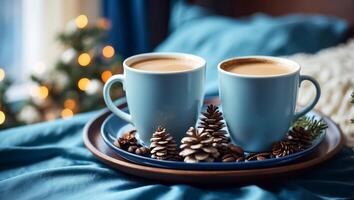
[1,107,354,199]
[1,2,353,199]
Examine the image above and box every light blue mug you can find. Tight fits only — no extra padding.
[218,56,321,152]
[103,53,206,145]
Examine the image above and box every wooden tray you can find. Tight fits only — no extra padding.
[83,100,344,184]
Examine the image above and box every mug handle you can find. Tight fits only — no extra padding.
[103,74,133,123]
[294,75,321,119]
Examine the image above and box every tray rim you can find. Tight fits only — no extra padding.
[83,99,345,176]
[101,111,327,170]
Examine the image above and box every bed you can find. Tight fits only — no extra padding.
[1,1,354,199]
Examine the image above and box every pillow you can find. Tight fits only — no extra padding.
[155,2,349,95]
[289,39,354,146]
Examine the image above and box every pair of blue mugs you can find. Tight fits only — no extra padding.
[103,53,320,152]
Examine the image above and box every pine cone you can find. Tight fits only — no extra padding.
[272,127,312,158]
[246,152,272,161]
[288,127,312,148]
[114,130,138,150]
[198,105,230,151]
[272,140,299,157]
[179,127,220,163]
[149,127,179,160]
[221,144,245,162]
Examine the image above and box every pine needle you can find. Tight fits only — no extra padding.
[292,116,328,140]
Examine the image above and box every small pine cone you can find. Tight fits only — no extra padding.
[149,127,179,161]
[212,130,231,153]
[198,105,224,133]
[221,144,245,162]
[114,130,139,150]
[288,127,312,148]
[246,152,272,161]
[179,127,220,163]
[198,105,230,150]
[272,127,312,158]
[272,140,300,158]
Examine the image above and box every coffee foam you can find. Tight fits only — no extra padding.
[130,57,199,72]
[221,58,295,76]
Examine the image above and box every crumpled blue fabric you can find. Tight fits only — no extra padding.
[0,109,353,199]
[156,2,348,95]
[1,2,353,199]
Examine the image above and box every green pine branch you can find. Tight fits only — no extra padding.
[0,79,22,129]
[0,17,123,128]
[292,116,328,140]
[58,26,105,52]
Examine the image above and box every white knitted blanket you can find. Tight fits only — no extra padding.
[288,39,354,147]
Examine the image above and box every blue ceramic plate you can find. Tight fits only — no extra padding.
[101,104,326,170]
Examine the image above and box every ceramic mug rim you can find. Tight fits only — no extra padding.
[123,52,206,75]
[218,56,301,78]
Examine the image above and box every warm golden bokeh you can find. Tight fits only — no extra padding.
[102,45,115,58]
[45,112,57,121]
[78,53,91,66]
[0,111,5,125]
[61,108,73,119]
[75,15,88,29]
[64,99,77,110]
[101,70,112,82]
[0,68,5,81]
[38,86,49,99]
[77,78,90,91]
[97,18,111,30]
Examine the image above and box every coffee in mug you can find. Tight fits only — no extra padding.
[103,53,206,145]
[218,56,321,152]
[130,57,198,72]
[223,59,292,76]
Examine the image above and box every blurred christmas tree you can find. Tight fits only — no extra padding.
[0,15,122,129]
[351,92,354,123]
[26,15,123,122]
[0,70,21,128]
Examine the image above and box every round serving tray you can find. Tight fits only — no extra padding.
[101,110,326,170]
[83,98,344,184]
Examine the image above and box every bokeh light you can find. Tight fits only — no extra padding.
[97,18,110,30]
[45,112,57,121]
[75,15,88,29]
[61,108,73,119]
[102,45,115,58]
[38,86,49,99]
[101,70,112,82]
[64,99,76,110]
[78,78,90,91]
[0,111,5,125]
[0,68,5,81]
[78,53,91,67]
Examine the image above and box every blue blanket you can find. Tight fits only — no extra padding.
[1,108,354,199]
[1,3,354,199]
